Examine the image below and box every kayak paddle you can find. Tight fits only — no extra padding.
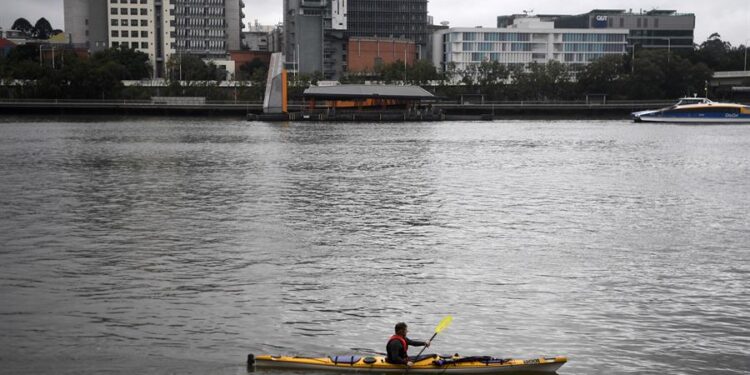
[414,315,453,358]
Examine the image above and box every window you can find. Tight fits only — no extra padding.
[130,0,137,3]
[637,18,641,28]
[111,19,119,26]
[140,8,147,15]
[111,8,117,14]
[655,18,659,28]
[111,30,119,37]
[644,18,649,28]
[130,8,138,15]
[122,19,129,26]
[141,42,148,49]
[141,31,148,38]
[110,0,117,3]
[120,8,127,14]
[141,20,148,26]
[619,18,624,28]
[112,41,119,46]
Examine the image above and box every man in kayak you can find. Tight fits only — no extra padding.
[386,322,431,367]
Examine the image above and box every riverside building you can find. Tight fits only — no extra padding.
[283,0,430,79]
[432,17,628,73]
[500,9,696,50]
[345,0,429,54]
[64,0,245,78]
[283,0,347,79]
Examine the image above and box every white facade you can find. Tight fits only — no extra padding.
[65,0,244,78]
[331,0,347,30]
[433,18,628,72]
[107,0,157,67]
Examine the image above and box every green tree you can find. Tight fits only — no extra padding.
[376,61,406,83]
[476,61,509,100]
[625,50,667,99]
[166,55,225,81]
[576,54,627,98]
[407,59,439,85]
[512,61,572,100]
[692,33,744,71]
[237,58,268,80]
[92,46,152,79]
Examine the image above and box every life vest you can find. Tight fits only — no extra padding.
[389,335,408,353]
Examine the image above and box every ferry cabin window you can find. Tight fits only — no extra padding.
[667,107,740,115]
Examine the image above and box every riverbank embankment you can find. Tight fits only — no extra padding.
[0,99,676,119]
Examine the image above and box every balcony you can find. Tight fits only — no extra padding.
[300,0,326,8]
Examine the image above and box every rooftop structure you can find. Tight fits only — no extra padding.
[304,84,436,100]
[500,9,696,49]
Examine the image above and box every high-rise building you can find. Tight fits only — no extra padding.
[346,0,429,49]
[283,0,431,79]
[107,0,156,63]
[64,0,108,51]
[64,0,245,78]
[284,0,347,79]
[499,9,696,50]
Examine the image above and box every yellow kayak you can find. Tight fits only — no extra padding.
[248,353,567,374]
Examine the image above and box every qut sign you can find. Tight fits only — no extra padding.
[593,15,608,28]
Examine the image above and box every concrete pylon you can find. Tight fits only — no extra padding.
[263,52,288,114]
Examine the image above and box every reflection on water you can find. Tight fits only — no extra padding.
[0,118,748,374]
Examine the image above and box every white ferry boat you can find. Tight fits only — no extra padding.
[632,97,750,123]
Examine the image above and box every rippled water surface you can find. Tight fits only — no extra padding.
[0,118,748,375]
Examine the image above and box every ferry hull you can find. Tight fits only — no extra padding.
[634,115,750,124]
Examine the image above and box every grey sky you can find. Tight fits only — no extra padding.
[2,0,748,45]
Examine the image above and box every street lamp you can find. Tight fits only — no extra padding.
[654,37,672,63]
[627,43,637,73]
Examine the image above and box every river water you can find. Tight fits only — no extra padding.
[0,118,748,375]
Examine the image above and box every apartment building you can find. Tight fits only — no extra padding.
[108,0,156,62]
[64,0,244,78]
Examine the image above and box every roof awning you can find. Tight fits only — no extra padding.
[303,85,437,100]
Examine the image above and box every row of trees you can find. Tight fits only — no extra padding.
[1,32,746,101]
[0,44,270,100]
[334,33,746,101]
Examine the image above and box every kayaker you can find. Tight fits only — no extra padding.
[386,322,431,367]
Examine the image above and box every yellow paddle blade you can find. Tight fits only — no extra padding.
[434,316,453,334]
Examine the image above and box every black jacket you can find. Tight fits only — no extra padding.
[386,337,427,364]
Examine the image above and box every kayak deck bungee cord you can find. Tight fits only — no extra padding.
[247,353,567,374]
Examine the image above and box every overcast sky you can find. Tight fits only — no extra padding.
[2,0,748,45]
